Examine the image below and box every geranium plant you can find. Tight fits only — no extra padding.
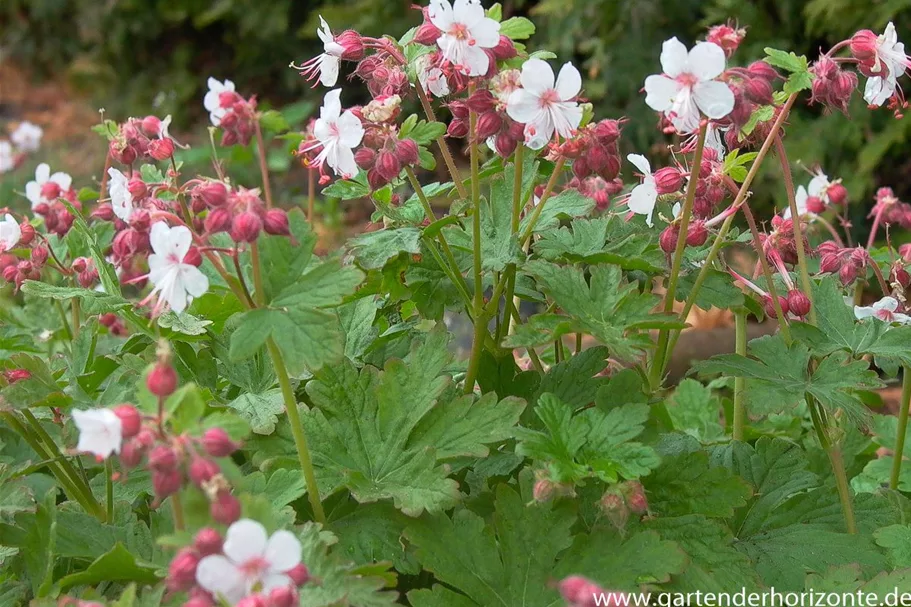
[2,3,911,605]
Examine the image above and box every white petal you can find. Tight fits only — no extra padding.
[875,297,900,312]
[520,58,555,95]
[50,172,72,192]
[555,62,582,100]
[627,154,652,176]
[550,102,583,138]
[321,89,343,121]
[336,111,365,148]
[808,173,829,197]
[169,226,193,262]
[72,409,122,458]
[332,145,359,179]
[319,55,340,87]
[660,37,689,78]
[453,0,484,27]
[428,0,454,31]
[149,222,172,256]
[35,163,50,183]
[223,519,269,565]
[627,183,658,227]
[196,555,246,604]
[688,42,727,80]
[644,75,680,112]
[524,123,550,150]
[693,80,734,119]
[864,76,893,106]
[462,45,491,77]
[261,572,293,595]
[264,530,302,572]
[317,15,333,45]
[0,215,21,250]
[894,313,911,326]
[854,305,875,320]
[179,265,209,298]
[25,182,41,208]
[506,89,544,124]
[469,17,501,48]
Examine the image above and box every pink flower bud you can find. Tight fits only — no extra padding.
[559,575,604,605]
[127,178,148,201]
[475,112,503,141]
[414,22,442,46]
[686,221,708,247]
[184,597,216,607]
[1,265,17,283]
[91,204,115,221]
[263,209,291,236]
[30,245,49,266]
[148,445,178,471]
[593,119,622,144]
[762,294,790,319]
[119,440,144,468]
[202,427,239,457]
[184,246,203,267]
[706,23,745,57]
[805,195,826,214]
[40,181,61,201]
[194,527,223,556]
[3,369,31,384]
[129,208,151,231]
[447,118,469,139]
[623,481,649,514]
[189,457,221,487]
[231,211,263,243]
[148,138,175,161]
[653,167,684,194]
[152,467,183,499]
[236,596,268,607]
[167,548,199,592]
[196,181,229,208]
[375,150,401,183]
[141,115,162,137]
[366,169,387,191]
[572,156,591,179]
[287,563,311,586]
[893,264,911,289]
[71,257,88,273]
[839,263,858,286]
[660,226,679,254]
[395,139,420,166]
[599,491,629,530]
[466,90,496,114]
[819,254,840,274]
[336,30,365,60]
[210,489,241,525]
[354,147,377,170]
[147,360,178,397]
[491,35,517,60]
[533,479,555,503]
[268,586,298,607]
[850,30,879,62]
[747,60,778,81]
[787,289,811,318]
[827,183,848,206]
[745,77,774,104]
[492,132,518,158]
[204,207,233,234]
[113,404,142,438]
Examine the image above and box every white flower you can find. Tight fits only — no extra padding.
[107,168,134,222]
[11,121,43,152]
[626,154,658,227]
[783,171,829,219]
[146,222,209,315]
[25,163,73,210]
[0,141,13,174]
[644,38,735,134]
[196,519,302,605]
[416,55,451,98]
[72,409,123,460]
[303,89,364,179]
[0,214,21,252]
[506,58,583,150]
[295,16,345,87]
[204,78,236,126]
[704,123,727,160]
[854,296,911,325]
[863,23,909,107]
[428,0,500,77]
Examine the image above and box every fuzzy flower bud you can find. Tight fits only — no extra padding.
[354,147,377,170]
[204,207,233,235]
[653,167,684,195]
[262,209,290,237]
[194,527,223,556]
[113,404,141,439]
[148,138,175,161]
[148,359,178,398]
[167,548,200,592]
[269,587,299,607]
[747,60,778,81]
[745,77,774,104]
[287,563,311,586]
[210,489,241,525]
[659,226,679,254]
[375,150,401,183]
[395,139,420,166]
[189,457,221,487]
[805,196,826,214]
[686,221,708,247]
[706,23,745,57]
[850,30,879,62]
[762,295,790,319]
[202,427,239,457]
[827,183,848,206]
[152,468,183,499]
[231,211,263,243]
[787,289,812,318]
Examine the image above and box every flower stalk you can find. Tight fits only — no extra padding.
[732,309,748,441]
[890,366,911,490]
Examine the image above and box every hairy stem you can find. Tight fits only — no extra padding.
[463,110,486,395]
[828,444,858,534]
[775,135,816,324]
[254,120,274,209]
[732,309,748,441]
[416,84,468,200]
[890,366,911,490]
[519,158,566,246]
[105,458,114,522]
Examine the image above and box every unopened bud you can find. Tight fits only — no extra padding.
[805,195,826,214]
[236,596,268,607]
[119,440,144,469]
[210,489,241,525]
[147,360,178,397]
[850,30,878,62]
[354,146,377,170]
[202,427,239,457]
[152,467,183,499]
[204,207,233,234]
[268,586,299,607]
[653,167,683,195]
[892,264,911,289]
[375,150,401,183]
[660,226,679,254]
[747,60,778,81]
[148,138,175,161]
[533,479,555,503]
[413,22,442,46]
[189,457,221,487]
[745,77,774,104]
[475,112,503,141]
[762,294,790,319]
[686,221,708,247]
[113,404,142,438]
[231,211,263,243]
[127,178,148,201]
[263,209,291,236]
[194,527,223,556]
[287,563,311,586]
[148,445,178,471]
[3,369,31,384]
[395,139,420,166]
[827,183,848,206]
[839,263,858,286]
[141,115,162,137]
[167,548,199,592]
[466,90,496,114]
[787,289,811,318]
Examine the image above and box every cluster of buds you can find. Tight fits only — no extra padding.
[869,187,911,231]
[713,61,780,150]
[532,469,575,503]
[355,53,412,99]
[572,175,624,211]
[659,216,709,256]
[691,147,731,218]
[598,481,649,532]
[109,115,178,165]
[448,86,525,158]
[817,242,869,286]
[71,257,99,288]
[205,80,259,147]
[99,312,129,336]
[34,191,80,238]
[193,183,289,243]
[557,119,624,182]
[1,250,42,291]
[706,22,747,58]
[558,576,628,607]
[352,126,420,190]
[809,56,859,114]
[763,215,814,265]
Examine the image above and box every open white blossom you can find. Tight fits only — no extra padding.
[0,214,21,252]
[428,0,500,77]
[416,55,451,98]
[196,519,302,605]
[25,163,72,210]
[626,154,659,227]
[783,171,830,219]
[146,222,209,315]
[72,409,123,460]
[0,141,13,174]
[107,168,134,222]
[862,23,909,107]
[854,296,911,325]
[644,38,734,134]
[506,58,583,150]
[204,78,236,126]
[11,121,43,152]
[294,16,345,87]
[302,89,364,179]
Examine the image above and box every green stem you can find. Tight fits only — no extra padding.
[519,158,566,246]
[71,299,80,339]
[741,203,791,342]
[463,105,486,395]
[511,145,525,232]
[415,84,468,200]
[828,445,857,534]
[307,169,316,223]
[526,347,545,373]
[55,300,73,341]
[105,458,114,521]
[775,135,816,324]
[171,492,185,531]
[267,339,326,524]
[254,120,274,209]
[250,243,265,307]
[732,309,747,441]
[890,366,911,490]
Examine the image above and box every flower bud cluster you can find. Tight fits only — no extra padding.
[809,56,859,114]
[817,242,869,286]
[108,116,178,165]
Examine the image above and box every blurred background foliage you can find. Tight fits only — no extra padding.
[2,0,910,239]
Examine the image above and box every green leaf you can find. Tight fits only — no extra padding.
[257,208,317,301]
[533,216,663,272]
[272,260,364,308]
[538,346,611,410]
[516,393,659,484]
[20,280,130,316]
[764,47,810,73]
[405,481,576,606]
[407,120,447,146]
[666,379,726,443]
[520,189,594,234]
[499,17,535,40]
[332,503,421,575]
[525,262,683,362]
[156,311,212,336]
[874,524,911,568]
[54,543,159,592]
[646,446,752,518]
[349,228,423,270]
[0,354,70,409]
[322,179,370,200]
[227,388,285,434]
[739,106,775,139]
[259,109,290,133]
[675,269,744,310]
[790,278,883,357]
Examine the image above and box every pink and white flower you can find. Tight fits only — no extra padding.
[11,121,43,152]
[783,171,830,219]
[25,163,73,210]
[297,16,345,87]
[428,0,500,76]
[72,409,123,460]
[416,54,451,97]
[854,296,911,324]
[644,38,735,134]
[0,141,13,174]
[145,222,209,315]
[626,154,659,227]
[107,168,134,222]
[196,519,302,605]
[301,89,364,179]
[0,214,21,252]
[861,23,909,106]
[506,58,583,150]
[204,78,236,126]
